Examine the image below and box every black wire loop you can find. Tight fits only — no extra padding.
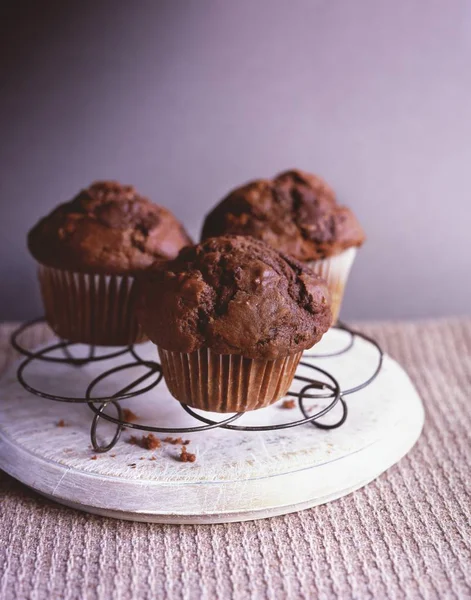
[11,317,131,365]
[90,401,124,453]
[12,318,383,453]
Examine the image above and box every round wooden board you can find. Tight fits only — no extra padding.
[0,329,424,524]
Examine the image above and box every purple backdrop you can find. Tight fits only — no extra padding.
[0,0,470,319]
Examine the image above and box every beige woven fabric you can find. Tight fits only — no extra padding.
[1,319,470,600]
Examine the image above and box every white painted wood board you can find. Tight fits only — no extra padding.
[0,329,424,523]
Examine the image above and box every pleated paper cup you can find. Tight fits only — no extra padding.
[306,247,357,324]
[158,347,302,413]
[37,264,146,346]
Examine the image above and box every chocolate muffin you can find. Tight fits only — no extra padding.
[137,235,332,412]
[201,169,365,322]
[28,181,192,346]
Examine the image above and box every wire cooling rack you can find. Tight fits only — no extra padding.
[10,319,383,453]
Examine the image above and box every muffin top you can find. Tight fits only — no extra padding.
[28,181,192,275]
[201,169,365,260]
[137,235,332,360]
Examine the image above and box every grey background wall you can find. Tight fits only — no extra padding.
[1,0,470,321]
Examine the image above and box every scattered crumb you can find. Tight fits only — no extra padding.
[110,454,116,458]
[281,399,296,409]
[148,456,157,461]
[165,436,190,445]
[142,434,161,450]
[127,434,161,450]
[179,446,196,463]
[122,408,138,422]
[140,457,145,460]
[128,463,137,468]
[90,455,97,460]
[56,419,68,427]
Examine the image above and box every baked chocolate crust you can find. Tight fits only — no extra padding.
[137,235,332,359]
[28,181,192,274]
[201,169,365,260]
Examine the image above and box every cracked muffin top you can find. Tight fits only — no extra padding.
[28,181,193,274]
[201,169,365,260]
[137,235,332,360]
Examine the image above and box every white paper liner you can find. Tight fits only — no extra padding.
[158,347,302,413]
[306,247,357,324]
[37,265,145,346]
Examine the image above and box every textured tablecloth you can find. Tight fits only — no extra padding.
[1,319,470,600]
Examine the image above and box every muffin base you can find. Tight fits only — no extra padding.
[306,247,357,324]
[158,347,302,413]
[37,265,146,346]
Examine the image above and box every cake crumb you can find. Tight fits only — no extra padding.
[142,434,161,450]
[90,455,97,460]
[128,434,161,450]
[122,408,138,422]
[56,419,67,427]
[149,456,157,461]
[179,446,196,463]
[281,399,296,409]
[110,454,116,458]
[165,436,190,445]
